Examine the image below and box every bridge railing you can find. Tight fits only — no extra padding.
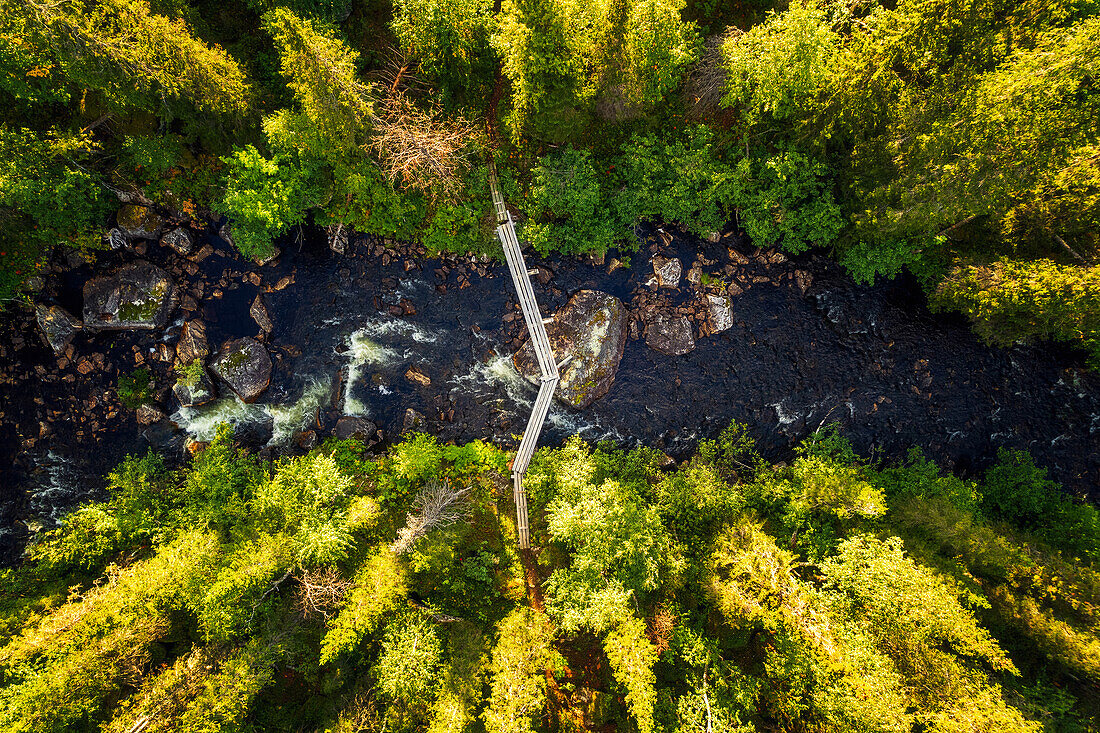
[490,164,558,549]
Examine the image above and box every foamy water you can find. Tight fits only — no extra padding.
[172,376,333,446]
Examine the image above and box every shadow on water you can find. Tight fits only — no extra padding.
[2,221,1099,560]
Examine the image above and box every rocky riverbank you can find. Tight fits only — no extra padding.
[1,209,1099,563]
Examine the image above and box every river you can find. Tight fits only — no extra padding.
[1,223,1097,561]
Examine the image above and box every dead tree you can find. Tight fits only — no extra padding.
[390,478,470,554]
[368,93,478,201]
[684,32,734,118]
[295,566,353,620]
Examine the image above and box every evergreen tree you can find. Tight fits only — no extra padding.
[262,7,373,149]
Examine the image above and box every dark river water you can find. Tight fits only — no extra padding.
[1,224,1098,559]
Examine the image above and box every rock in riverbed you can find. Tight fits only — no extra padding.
[333,416,381,446]
[115,204,165,240]
[705,294,733,333]
[652,256,682,289]
[176,319,210,367]
[210,337,272,403]
[645,313,695,356]
[83,261,176,331]
[250,294,273,333]
[513,289,628,409]
[35,304,82,354]
[161,227,195,256]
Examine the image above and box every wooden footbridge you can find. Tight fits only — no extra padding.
[490,165,560,549]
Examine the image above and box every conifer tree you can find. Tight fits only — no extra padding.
[262,7,373,149]
[12,0,251,114]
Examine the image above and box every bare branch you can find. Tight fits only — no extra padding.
[684,32,734,118]
[390,478,470,554]
[368,93,478,201]
[295,566,353,620]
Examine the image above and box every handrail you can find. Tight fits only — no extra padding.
[490,164,557,549]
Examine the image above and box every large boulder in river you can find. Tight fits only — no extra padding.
[513,289,628,409]
[35,304,82,354]
[176,319,210,367]
[645,313,695,356]
[651,256,682,289]
[115,204,165,240]
[704,293,733,334]
[333,416,381,446]
[83,261,176,331]
[161,226,195,256]
[210,337,272,403]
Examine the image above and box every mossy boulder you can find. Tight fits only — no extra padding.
[115,204,166,240]
[513,289,628,409]
[83,261,176,331]
[210,337,272,403]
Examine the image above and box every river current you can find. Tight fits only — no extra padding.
[2,224,1098,559]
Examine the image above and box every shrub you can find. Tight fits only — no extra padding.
[932,259,1100,367]
[522,146,619,256]
[117,367,153,409]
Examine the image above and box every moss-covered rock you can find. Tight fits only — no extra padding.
[210,337,272,403]
[513,289,628,409]
[82,261,176,331]
[115,204,166,240]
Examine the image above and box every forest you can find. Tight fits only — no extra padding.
[2,424,1100,731]
[3,0,1100,730]
[0,0,1098,361]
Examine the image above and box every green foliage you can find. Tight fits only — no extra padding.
[541,437,668,633]
[197,534,293,642]
[493,0,588,140]
[180,424,266,529]
[319,548,407,664]
[721,1,838,124]
[116,367,153,409]
[257,453,357,566]
[376,612,442,706]
[874,447,981,514]
[26,451,169,573]
[610,126,736,237]
[175,359,205,389]
[931,258,1100,366]
[731,147,844,254]
[11,0,251,115]
[494,0,697,140]
[604,615,659,733]
[391,0,497,108]
[665,626,759,733]
[262,7,372,148]
[822,535,1015,677]
[484,607,555,733]
[216,143,323,260]
[981,449,1100,563]
[889,494,1100,684]
[0,126,108,298]
[3,421,1097,731]
[523,146,618,255]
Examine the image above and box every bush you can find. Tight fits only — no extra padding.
[732,147,843,254]
[522,146,619,256]
[116,367,153,409]
[982,448,1100,563]
[931,259,1100,367]
[611,126,736,237]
